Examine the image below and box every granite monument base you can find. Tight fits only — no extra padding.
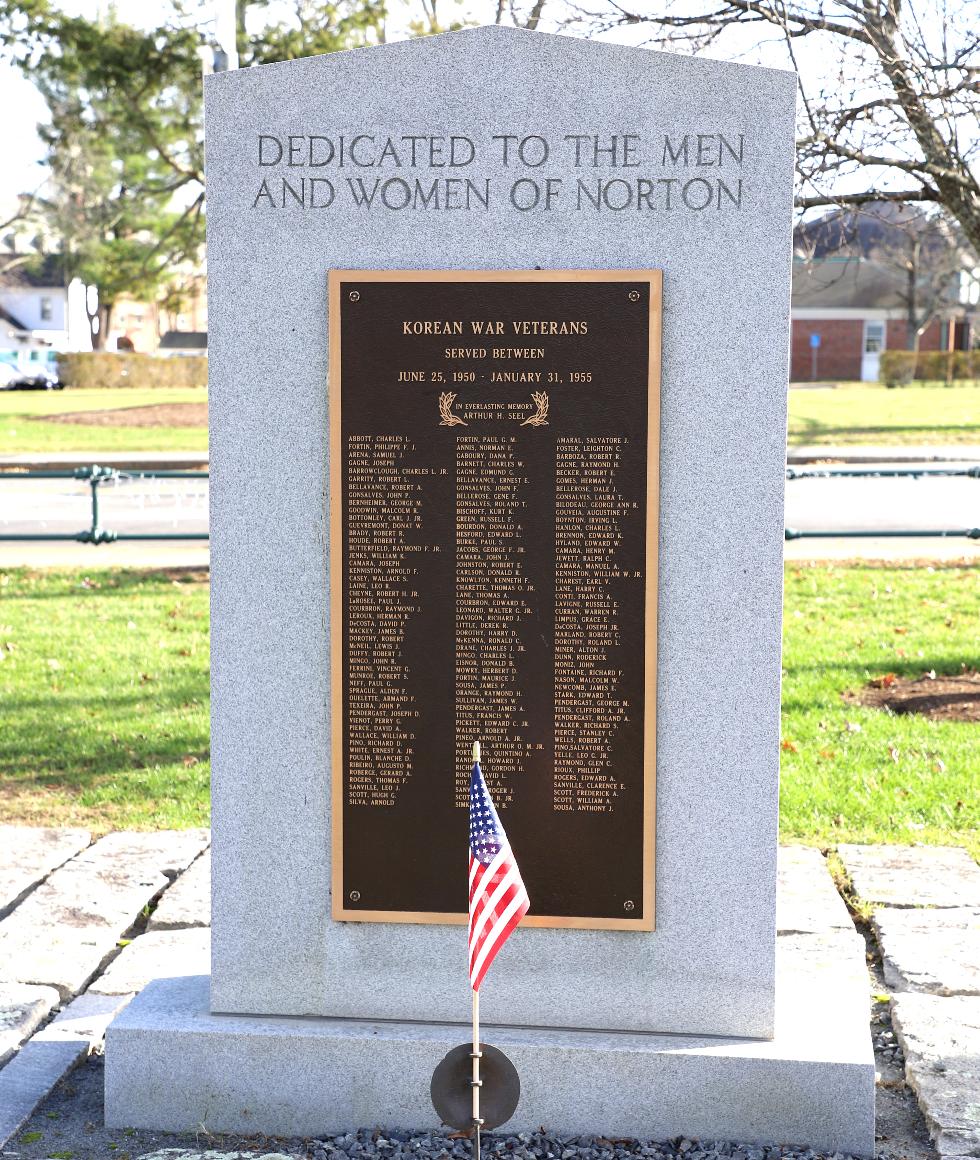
[105,941,874,1156]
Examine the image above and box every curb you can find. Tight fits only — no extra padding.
[0,993,134,1150]
[788,446,980,465]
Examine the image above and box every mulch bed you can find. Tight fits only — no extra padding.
[42,402,208,428]
[848,669,980,722]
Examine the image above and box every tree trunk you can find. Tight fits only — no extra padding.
[906,252,919,353]
[88,300,113,351]
[87,300,102,350]
[236,0,248,60]
[101,302,114,350]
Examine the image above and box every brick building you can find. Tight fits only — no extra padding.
[790,205,978,382]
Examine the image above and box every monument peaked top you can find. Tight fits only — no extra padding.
[203,23,796,87]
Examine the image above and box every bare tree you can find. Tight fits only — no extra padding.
[878,211,973,351]
[409,0,547,32]
[0,191,43,279]
[485,0,545,28]
[796,201,975,350]
[565,0,980,253]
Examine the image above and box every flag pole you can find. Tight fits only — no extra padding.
[471,740,483,1160]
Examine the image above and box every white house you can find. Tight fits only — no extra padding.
[0,259,92,371]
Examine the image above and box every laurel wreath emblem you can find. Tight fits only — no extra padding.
[438,392,468,427]
[520,391,550,427]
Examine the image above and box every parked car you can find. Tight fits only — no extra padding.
[0,354,63,390]
[14,363,63,390]
[0,360,19,389]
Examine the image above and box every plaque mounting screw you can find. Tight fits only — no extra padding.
[624,899,635,912]
[628,290,640,302]
[349,890,361,902]
[349,290,360,302]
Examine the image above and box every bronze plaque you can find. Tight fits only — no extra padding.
[329,270,660,930]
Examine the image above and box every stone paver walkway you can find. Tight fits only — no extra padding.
[838,844,980,1158]
[0,827,90,920]
[891,995,980,1158]
[0,830,209,1001]
[91,927,211,996]
[838,845,980,909]
[148,848,211,932]
[0,835,976,1159]
[873,909,980,996]
[0,829,210,1146]
[776,845,855,933]
[0,984,59,1068]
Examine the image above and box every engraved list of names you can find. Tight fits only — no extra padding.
[330,271,660,930]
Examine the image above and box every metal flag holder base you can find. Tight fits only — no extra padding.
[429,1042,520,1152]
[430,1011,521,1157]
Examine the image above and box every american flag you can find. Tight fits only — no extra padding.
[468,756,530,992]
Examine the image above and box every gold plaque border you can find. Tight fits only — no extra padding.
[329,269,662,932]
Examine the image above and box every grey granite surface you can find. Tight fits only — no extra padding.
[203,26,796,1036]
[106,968,873,1155]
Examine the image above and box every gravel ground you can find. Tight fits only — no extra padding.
[857,916,936,1160]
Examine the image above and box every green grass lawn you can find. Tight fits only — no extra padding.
[0,568,209,830]
[4,384,978,455]
[0,387,208,454]
[0,563,977,854]
[781,561,979,858]
[788,383,980,446]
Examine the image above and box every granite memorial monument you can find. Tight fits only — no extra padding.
[106,26,875,1154]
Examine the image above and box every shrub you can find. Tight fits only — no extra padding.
[879,349,980,387]
[917,351,955,382]
[953,350,980,380]
[880,351,917,387]
[57,352,207,390]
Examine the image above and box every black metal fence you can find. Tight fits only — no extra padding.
[783,465,980,541]
[0,463,977,544]
[0,465,209,544]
